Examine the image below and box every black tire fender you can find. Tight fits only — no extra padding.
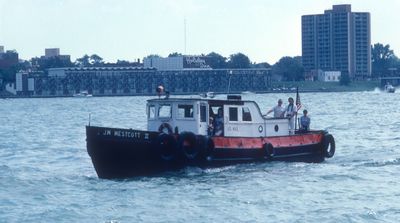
[156,133,177,161]
[323,134,335,158]
[178,132,198,160]
[263,143,274,159]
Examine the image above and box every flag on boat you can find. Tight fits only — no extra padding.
[295,87,302,111]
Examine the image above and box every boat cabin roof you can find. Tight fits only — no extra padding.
[147,96,248,106]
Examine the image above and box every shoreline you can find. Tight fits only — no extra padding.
[0,87,381,99]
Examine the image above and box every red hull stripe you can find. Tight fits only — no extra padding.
[212,133,323,149]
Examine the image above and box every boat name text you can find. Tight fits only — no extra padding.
[102,129,149,139]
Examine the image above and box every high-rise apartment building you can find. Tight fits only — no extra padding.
[302,4,371,79]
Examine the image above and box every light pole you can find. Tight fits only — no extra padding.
[227,70,233,94]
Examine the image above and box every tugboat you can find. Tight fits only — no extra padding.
[86,93,335,179]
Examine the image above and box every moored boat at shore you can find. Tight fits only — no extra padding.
[384,84,396,93]
[73,91,92,97]
[86,94,335,179]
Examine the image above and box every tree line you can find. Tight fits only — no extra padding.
[75,43,400,81]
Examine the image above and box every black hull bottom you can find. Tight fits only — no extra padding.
[86,126,330,179]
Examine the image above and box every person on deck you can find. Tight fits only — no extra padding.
[285,97,297,134]
[266,99,285,118]
[299,109,310,132]
[213,108,224,136]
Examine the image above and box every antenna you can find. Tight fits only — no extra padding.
[184,17,187,54]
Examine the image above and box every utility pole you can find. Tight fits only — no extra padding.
[184,17,187,55]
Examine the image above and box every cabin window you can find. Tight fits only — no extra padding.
[158,105,171,118]
[242,107,252,121]
[200,105,207,122]
[148,105,156,119]
[229,107,238,121]
[177,105,194,118]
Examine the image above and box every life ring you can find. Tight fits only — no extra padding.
[158,123,173,134]
[178,132,198,160]
[156,133,178,161]
[323,134,335,158]
[263,143,274,159]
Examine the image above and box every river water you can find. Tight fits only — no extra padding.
[1,90,399,222]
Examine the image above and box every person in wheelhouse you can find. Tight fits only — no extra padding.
[213,107,224,136]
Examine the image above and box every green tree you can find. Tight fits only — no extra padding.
[206,52,227,69]
[34,56,73,70]
[90,54,103,66]
[145,54,161,59]
[168,52,183,57]
[272,56,304,81]
[116,60,131,66]
[252,62,271,69]
[371,43,395,77]
[75,54,90,67]
[0,61,30,83]
[228,53,251,69]
[0,69,15,83]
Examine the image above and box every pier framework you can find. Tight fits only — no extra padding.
[18,67,271,96]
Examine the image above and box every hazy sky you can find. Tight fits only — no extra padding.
[1,0,399,64]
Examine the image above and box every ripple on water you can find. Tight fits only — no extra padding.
[1,93,400,222]
[362,158,400,167]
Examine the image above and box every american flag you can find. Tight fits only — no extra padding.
[295,87,302,111]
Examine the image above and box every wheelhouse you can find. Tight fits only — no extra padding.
[147,96,290,137]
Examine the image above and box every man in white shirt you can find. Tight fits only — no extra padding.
[266,99,285,118]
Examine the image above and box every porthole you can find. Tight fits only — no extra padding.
[274,125,279,132]
[258,125,263,133]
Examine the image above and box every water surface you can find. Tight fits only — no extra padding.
[1,91,399,222]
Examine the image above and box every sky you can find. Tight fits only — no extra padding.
[1,0,400,64]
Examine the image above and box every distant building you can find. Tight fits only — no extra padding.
[45,48,60,58]
[15,71,35,96]
[0,46,4,54]
[318,71,341,82]
[44,48,70,61]
[302,4,371,79]
[31,48,71,69]
[144,56,211,70]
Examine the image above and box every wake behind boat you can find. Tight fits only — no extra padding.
[86,93,335,179]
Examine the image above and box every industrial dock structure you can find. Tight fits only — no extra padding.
[9,56,271,97]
